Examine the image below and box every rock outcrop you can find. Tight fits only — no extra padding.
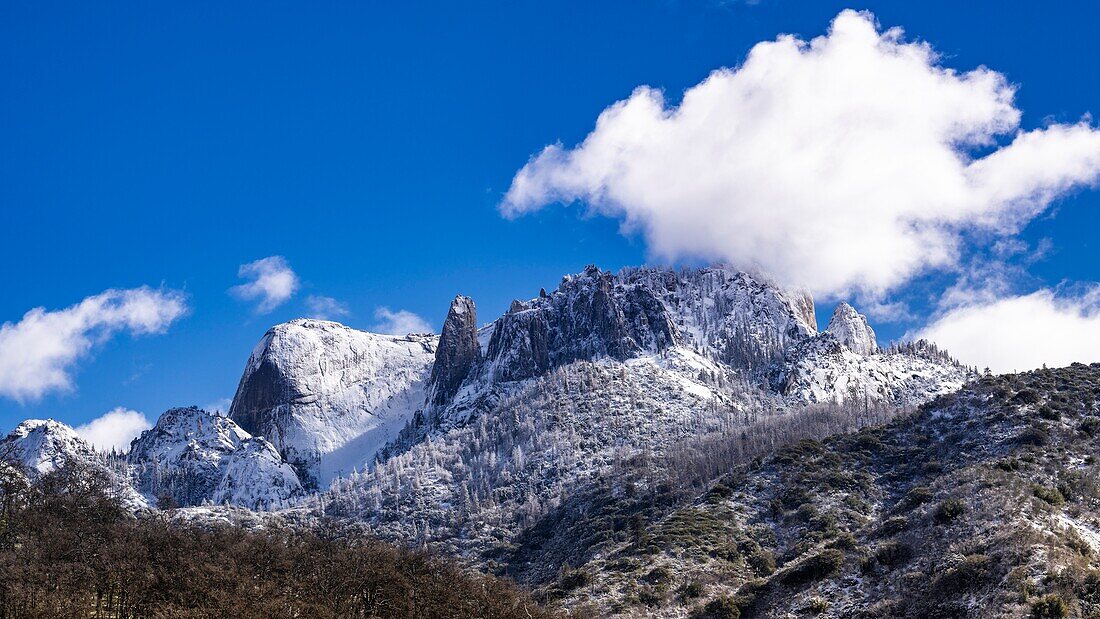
[428,295,481,405]
[825,301,878,355]
[228,319,437,485]
[129,407,302,510]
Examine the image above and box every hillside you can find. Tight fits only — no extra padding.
[546,363,1100,618]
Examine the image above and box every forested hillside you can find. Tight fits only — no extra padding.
[0,459,554,619]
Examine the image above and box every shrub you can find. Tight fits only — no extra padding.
[1014,389,1042,405]
[1080,416,1100,436]
[1033,485,1066,507]
[881,516,908,535]
[781,549,844,586]
[874,541,913,569]
[559,565,590,590]
[802,597,829,614]
[1038,405,1060,421]
[695,596,740,619]
[746,548,776,576]
[903,486,933,507]
[1031,594,1068,618]
[933,498,966,524]
[681,580,705,600]
[1017,426,1050,446]
[934,554,993,595]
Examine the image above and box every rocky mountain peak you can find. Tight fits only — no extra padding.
[129,406,303,509]
[228,318,437,485]
[826,301,877,355]
[2,419,97,476]
[428,295,481,405]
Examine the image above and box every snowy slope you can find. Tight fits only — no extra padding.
[129,407,302,510]
[773,333,970,406]
[228,319,438,485]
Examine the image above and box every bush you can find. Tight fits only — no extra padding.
[681,580,705,600]
[1080,416,1100,436]
[903,486,933,507]
[1014,389,1042,405]
[1018,426,1050,446]
[695,596,740,619]
[933,498,966,525]
[874,541,913,569]
[1033,485,1066,507]
[1031,594,1068,618]
[934,554,992,595]
[781,549,844,586]
[881,516,908,535]
[746,548,776,576]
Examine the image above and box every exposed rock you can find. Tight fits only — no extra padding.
[129,407,302,510]
[428,296,481,405]
[826,301,877,354]
[228,319,437,485]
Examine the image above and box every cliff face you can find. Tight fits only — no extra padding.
[228,319,437,485]
[428,296,480,405]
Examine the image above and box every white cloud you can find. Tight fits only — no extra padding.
[305,295,350,321]
[204,398,232,415]
[0,287,188,402]
[74,407,153,453]
[230,256,299,313]
[502,10,1100,299]
[372,307,433,335]
[915,288,1100,374]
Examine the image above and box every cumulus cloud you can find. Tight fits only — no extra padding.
[305,295,350,321]
[372,307,433,335]
[0,287,188,402]
[74,407,152,453]
[230,256,299,313]
[915,288,1100,374]
[502,9,1100,298]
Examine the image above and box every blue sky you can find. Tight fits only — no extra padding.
[2,1,1100,438]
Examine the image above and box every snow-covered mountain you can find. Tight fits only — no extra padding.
[306,265,973,570]
[228,319,438,485]
[2,264,973,562]
[1,419,150,509]
[129,407,303,510]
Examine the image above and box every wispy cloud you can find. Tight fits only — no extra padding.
[305,295,350,321]
[74,407,153,453]
[0,287,188,402]
[230,256,299,313]
[372,307,433,335]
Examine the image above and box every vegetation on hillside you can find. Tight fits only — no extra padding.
[0,459,554,619]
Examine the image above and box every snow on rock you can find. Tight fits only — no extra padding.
[2,419,99,476]
[129,406,302,510]
[773,334,971,406]
[228,319,438,486]
[826,301,878,355]
[1,419,150,510]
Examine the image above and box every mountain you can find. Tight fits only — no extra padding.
[0,419,149,509]
[547,363,1100,618]
[228,318,438,486]
[312,265,970,577]
[128,406,303,510]
[1,263,979,617]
